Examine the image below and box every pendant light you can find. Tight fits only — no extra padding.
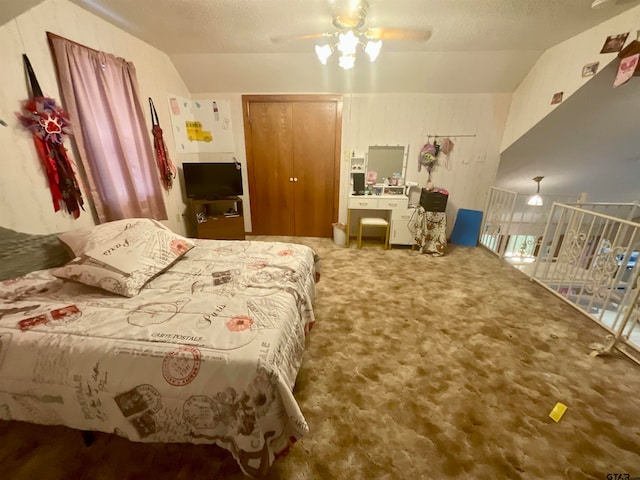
[527,176,544,206]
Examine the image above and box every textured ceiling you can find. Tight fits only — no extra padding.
[63,0,639,55]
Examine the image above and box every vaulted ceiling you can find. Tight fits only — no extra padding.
[56,0,640,93]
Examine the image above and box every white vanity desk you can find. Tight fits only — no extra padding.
[347,144,414,247]
[346,193,416,247]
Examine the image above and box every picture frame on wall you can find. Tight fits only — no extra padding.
[582,61,599,78]
[600,33,629,54]
[614,53,640,88]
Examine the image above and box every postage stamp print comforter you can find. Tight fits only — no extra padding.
[0,239,317,477]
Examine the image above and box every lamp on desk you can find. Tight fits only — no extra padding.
[527,176,544,207]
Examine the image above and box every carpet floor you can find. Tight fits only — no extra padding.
[1,237,639,479]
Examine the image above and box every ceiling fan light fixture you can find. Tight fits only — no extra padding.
[338,54,356,70]
[364,39,382,61]
[338,30,359,55]
[317,32,381,68]
[315,44,333,64]
[332,0,369,30]
[310,0,425,69]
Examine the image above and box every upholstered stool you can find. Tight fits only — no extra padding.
[358,217,390,250]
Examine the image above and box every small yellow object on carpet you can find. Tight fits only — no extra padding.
[549,402,568,423]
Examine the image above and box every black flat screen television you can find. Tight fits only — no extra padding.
[183,162,243,199]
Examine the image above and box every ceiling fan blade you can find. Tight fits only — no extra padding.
[365,27,432,42]
[591,0,637,8]
[270,32,333,44]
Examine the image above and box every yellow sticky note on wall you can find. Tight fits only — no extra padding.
[549,402,568,423]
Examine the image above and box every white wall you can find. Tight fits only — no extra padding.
[342,94,511,233]
[188,94,249,234]
[501,4,640,152]
[0,0,191,235]
[188,92,511,235]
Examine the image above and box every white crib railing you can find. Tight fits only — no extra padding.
[532,203,640,363]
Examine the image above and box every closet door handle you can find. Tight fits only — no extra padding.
[289,177,294,182]
[294,177,298,182]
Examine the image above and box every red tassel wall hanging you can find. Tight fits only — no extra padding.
[149,97,176,190]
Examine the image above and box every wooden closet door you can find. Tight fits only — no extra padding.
[245,102,295,235]
[292,102,338,238]
[243,95,342,237]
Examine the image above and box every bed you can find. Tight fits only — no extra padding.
[0,219,319,477]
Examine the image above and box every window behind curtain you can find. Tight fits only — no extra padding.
[48,33,167,223]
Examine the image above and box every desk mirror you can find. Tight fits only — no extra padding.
[367,145,407,184]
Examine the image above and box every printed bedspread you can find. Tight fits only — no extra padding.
[0,239,317,477]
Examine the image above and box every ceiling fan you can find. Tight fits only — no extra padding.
[271,0,432,69]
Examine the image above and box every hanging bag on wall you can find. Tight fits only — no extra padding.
[149,97,176,190]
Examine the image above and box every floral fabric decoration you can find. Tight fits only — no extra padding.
[418,141,440,183]
[410,207,447,256]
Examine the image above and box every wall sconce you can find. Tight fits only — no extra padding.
[527,176,544,206]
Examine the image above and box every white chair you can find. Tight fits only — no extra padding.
[357,217,390,250]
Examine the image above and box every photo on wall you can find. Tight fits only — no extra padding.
[582,61,599,78]
[600,33,629,54]
[614,53,640,88]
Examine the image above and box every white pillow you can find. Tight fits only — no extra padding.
[58,218,172,257]
[53,221,194,297]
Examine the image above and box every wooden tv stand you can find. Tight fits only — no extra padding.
[189,197,245,240]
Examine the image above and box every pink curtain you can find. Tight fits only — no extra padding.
[48,33,167,223]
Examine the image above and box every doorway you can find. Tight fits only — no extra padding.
[242,95,342,237]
